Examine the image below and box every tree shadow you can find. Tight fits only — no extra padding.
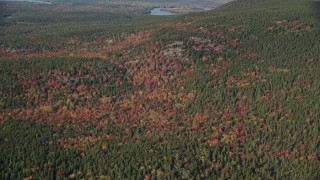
[311,0,320,20]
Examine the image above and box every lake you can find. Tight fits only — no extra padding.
[150,8,176,16]
[0,0,51,5]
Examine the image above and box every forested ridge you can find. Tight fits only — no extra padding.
[0,0,319,179]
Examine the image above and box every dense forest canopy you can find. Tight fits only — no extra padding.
[0,0,319,179]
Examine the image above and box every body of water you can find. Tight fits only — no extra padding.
[150,8,176,16]
[0,0,51,5]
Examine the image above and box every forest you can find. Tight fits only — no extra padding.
[0,0,319,179]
